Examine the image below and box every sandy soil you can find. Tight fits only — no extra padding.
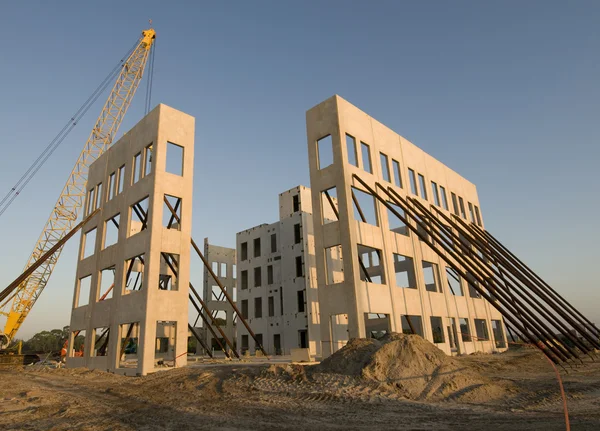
[1,347,599,430]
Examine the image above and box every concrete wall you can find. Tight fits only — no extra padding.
[67,104,195,375]
[236,186,323,357]
[306,95,507,359]
[202,238,236,353]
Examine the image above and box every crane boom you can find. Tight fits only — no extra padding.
[0,28,156,346]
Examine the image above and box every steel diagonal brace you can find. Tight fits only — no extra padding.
[131,202,234,358]
[353,174,568,365]
[162,196,269,358]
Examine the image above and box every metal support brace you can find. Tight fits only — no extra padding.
[162,197,268,358]
[352,174,565,364]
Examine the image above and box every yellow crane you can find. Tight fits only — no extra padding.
[0,28,156,347]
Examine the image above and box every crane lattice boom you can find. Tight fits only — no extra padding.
[0,29,155,346]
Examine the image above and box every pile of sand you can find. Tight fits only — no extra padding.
[316,333,515,402]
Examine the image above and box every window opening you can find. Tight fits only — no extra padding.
[241,270,248,290]
[82,228,97,259]
[418,174,428,200]
[69,329,86,357]
[253,238,261,257]
[158,253,179,291]
[346,134,358,167]
[431,181,440,206]
[295,256,304,277]
[117,165,125,195]
[124,254,145,293]
[439,186,449,210]
[144,143,153,176]
[408,169,418,195]
[321,186,339,224]
[279,288,284,315]
[422,261,441,293]
[128,196,149,237]
[459,318,471,342]
[492,320,506,348]
[474,319,490,341]
[438,224,453,248]
[75,275,91,307]
[365,313,390,340]
[166,142,184,176]
[268,296,275,317]
[241,299,248,318]
[294,223,301,244]
[451,192,459,215]
[357,244,385,284]
[95,183,103,209]
[351,186,378,226]
[108,172,116,200]
[241,242,248,261]
[118,322,139,368]
[392,159,402,188]
[86,187,95,215]
[154,321,177,364]
[267,265,274,284]
[361,142,372,173]
[133,152,142,184]
[401,315,424,337]
[273,334,281,355]
[98,266,115,300]
[254,297,262,318]
[393,253,416,289]
[468,202,475,223]
[212,286,225,301]
[241,334,249,353]
[91,326,109,357]
[430,316,445,343]
[380,153,391,182]
[458,196,467,219]
[298,330,308,349]
[297,290,306,313]
[317,135,333,169]
[467,272,482,298]
[387,201,409,236]
[271,234,277,253]
[474,205,482,226]
[446,266,463,296]
[254,267,262,287]
[163,194,182,230]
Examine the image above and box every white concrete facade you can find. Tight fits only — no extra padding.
[67,104,195,376]
[307,95,507,359]
[202,238,236,351]
[236,186,322,358]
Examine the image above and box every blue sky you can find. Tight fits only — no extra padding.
[0,1,598,339]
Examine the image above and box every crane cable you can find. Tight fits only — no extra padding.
[144,39,156,115]
[0,40,139,218]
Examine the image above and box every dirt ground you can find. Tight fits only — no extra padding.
[1,347,599,430]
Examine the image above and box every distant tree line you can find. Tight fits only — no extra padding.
[8,326,84,354]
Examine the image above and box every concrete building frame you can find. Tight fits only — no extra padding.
[202,238,237,352]
[307,95,507,359]
[67,104,195,376]
[236,186,325,358]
